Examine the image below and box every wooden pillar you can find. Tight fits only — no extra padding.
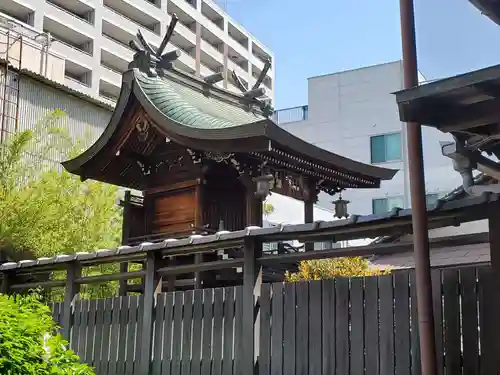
[62,261,81,341]
[119,190,132,296]
[139,251,162,374]
[242,237,262,375]
[243,175,263,227]
[488,204,500,370]
[302,178,317,251]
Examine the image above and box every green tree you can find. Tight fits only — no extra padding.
[286,257,390,282]
[263,201,275,216]
[0,292,95,374]
[0,111,123,298]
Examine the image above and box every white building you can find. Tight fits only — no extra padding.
[0,0,274,104]
[273,61,463,216]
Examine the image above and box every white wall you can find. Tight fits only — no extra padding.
[281,61,463,216]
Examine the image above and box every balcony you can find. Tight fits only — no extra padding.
[99,79,120,103]
[0,1,35,26]
[102,5,162,45]
[104,0,161,35]
[100,65,121,91]
[228,22,249,50]
[46,0,95,25]
[45,1,95,38]
[200,0,224,30]
[272,106,309,125]
[101,36,134,71]
[64,59,92,94]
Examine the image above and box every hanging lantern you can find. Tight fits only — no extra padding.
[333,194,350,219]
[254,174,274,199]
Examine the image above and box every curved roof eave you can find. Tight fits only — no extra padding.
[61,70,135,175]
[469,0,500,26]
[132,71,397,182]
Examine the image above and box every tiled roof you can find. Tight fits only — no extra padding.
[370,242,490,270]
[0,192,496,273]
[136,71,266,129]
[371,173,493,245]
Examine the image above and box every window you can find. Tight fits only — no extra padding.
[370,133,402,163]
[372,196,404,215]
[426,193,439,208]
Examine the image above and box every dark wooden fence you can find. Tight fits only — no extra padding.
[52,266,497,375]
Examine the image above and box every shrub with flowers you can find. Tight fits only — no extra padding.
[285,256,390,281]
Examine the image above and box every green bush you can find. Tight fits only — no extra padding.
[0,293,94,375]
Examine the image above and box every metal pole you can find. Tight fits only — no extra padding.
[399,1,438,375]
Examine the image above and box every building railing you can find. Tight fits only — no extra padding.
[103,5,160,36]
[46,0,94,25]
[101,34,135,54]
[272,105,308,125]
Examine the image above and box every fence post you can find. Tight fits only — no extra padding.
[488,204,500,371]
[0,272,11,294]
[139,251,162,375]
[62,261,81,341]
[242,237,262,375]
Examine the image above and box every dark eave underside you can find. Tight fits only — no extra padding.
[394,64,500,133]
[469,0,500,26]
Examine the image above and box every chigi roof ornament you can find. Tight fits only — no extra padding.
[128,14,180,77]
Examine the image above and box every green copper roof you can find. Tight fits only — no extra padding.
[134,71,267,130]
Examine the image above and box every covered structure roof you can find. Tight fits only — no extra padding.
[394,64,500,134]
[62,25,396,194]
[469,0,500,26]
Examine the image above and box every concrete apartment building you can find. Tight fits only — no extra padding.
[0,0,274,105]
[273,61,464,216]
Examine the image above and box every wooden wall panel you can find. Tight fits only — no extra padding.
[151,188,196,235]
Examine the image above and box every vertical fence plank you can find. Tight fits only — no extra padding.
[270,283,284,375]
[71,299,82,353]
[365,277,380,375]
[85,299,97,369]
[443,269,461,375]
[296,281,309,375]
[379,275,395,375]
[163,292,175,375]
[322,279,335,375]
[125,296,138,375]
[336,278,349,375]
[108,297,121,375]
[223,287,236,375]
[410,272,421,375]
[93,299,105,373]
[478,267,496,375]
[234,286,243,375]
[283,282,296,375]
[182,291,194,375]
[171,292,184,375]
[309,281,322,375]
[350,277,365,375]
[394,272,411,375]
[191,289,203,375]
[135,294,144,372]
[461,267,479,375]
[431,269,444,375]
[100,299,113,374]
[202,289,214,375]
[212,288,224,375]
[116,296,129,375]
[77,300,89,362]
[152,294,166,375]
[259,284,271,375]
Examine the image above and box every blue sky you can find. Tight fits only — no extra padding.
[221,0,500,110]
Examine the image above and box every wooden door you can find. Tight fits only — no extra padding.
[151,188,196,236]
